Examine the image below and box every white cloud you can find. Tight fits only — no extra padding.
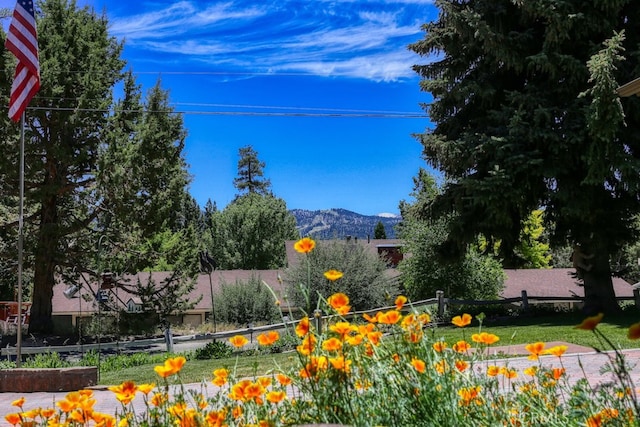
[106,0,430,81]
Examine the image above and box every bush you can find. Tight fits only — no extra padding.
[213,274,279,326]
[285,239,396,313]
[193,340,233,360]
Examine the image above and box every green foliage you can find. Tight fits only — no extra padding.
[193,340,233,360]
[285,240,395,313]
[399,218,505,301]
[374,221,387,239]
[23,352,71,369]
[213,274,279,326]
[409,2,640,312]
[210,193,299,269]
[233,145,271,196]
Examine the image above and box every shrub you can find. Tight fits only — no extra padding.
[193,340,233,360]
[285,239,396,313]
[213,274,279,326]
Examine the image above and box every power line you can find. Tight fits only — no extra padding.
[27,106,427,118]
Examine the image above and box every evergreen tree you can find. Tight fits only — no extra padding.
[374,221,387,239]
[233,145,271,196]
[217,193,299,269]
[409,1,640,313]
[0,1,194,332]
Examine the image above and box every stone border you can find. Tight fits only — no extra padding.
[0,367,98,392]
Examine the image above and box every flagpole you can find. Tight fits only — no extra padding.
[16,111,25,367]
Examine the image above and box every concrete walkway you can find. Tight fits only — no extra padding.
[1,344,640,421]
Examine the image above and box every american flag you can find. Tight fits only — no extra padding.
[5,0,40,122]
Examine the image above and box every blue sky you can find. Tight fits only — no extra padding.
[66,1,438,215]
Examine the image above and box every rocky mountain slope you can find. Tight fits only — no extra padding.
[290,208,401,240]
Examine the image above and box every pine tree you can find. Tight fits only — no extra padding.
[233,145,271,196]
[409,1,640,313]
[374,221,387,239]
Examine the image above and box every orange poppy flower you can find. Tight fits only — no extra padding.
[628,322,640,340]
[395,295,408,310]
[411,357,426,373]
[575,313,604,331]
[455,360,469,372]
[363,312,379,323]
[324,269,344,281]
[276,373,292,386]
[550,367,565,380]
[322,337,343,352]
[257,330,280,346]
[294,237,315,254]
[378,310,402,324]
[11,397,25,408]
[452,340,471,353]
[329,356,352,373]
[471,332,500,345]
[266,390,287,404]
[108,381,138,405]
[297,334,317,356]
[330,321,357,338]
[137,383,155,395]
[451,313,472,328]
[525,342,546,360]
[432,341,448,352]
[486,365,500,377]
[328,292,349,309]
[229,335,249,348]
[296,317,310,337]
[434,360,449,374]
[4,414,21,426]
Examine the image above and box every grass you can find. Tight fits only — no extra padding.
[97,309,640,386]
[98,351,298,385]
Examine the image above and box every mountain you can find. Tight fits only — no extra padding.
[290,208,402,240]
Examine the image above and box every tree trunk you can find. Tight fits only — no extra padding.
[28,196,59,334]
[579,244,620,315]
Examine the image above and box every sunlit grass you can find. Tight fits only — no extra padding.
[98,351,297,385]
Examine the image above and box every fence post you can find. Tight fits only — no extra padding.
[313,309,323,334]
[521,290,529,312]
[436,290,445,317]
[634,289,640,309]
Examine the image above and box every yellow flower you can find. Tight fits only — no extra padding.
[108,381,138,405]
[458,386,483,407]
[11,397,25,408]
[151,392,168,407]
[411,357,426,373]
[324,269,344,281]
[294,237,315,253]
[257,330,280,346]
[523,366,538,376]
[330,321,357,338]
[575,313,604,331]
[297,334,317,356]
[451,313,472,327]
[545,345,568,357]
[628,322,640,340]
[525,342,546,360]
[363,312,379,323]
[395,295,408,310]
[137,383,155,395]
[229,335,249,348]
[434,359,449,374]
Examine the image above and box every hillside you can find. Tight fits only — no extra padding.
[290,208,401,240]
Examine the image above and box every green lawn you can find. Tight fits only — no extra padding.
[97,310,640,386]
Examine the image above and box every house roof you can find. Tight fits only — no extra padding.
[284,238,403,268]
[502,268,633,299]
[52,270,286,315]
